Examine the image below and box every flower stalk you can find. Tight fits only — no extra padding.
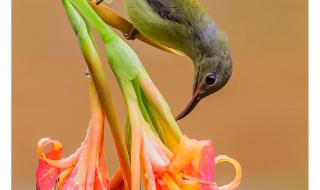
[62,0,131,188]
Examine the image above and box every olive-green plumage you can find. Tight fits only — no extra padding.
[124,0,233,119]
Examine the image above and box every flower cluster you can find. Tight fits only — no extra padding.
[35,0,242,189]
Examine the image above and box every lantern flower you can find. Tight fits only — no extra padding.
[36,81,109,190]
[116,67,242,190]
[36,0,242,189]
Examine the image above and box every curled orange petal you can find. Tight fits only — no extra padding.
[215,155,242,190]
[36,138,63,190]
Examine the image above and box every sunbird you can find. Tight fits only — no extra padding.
[92,0,233,120]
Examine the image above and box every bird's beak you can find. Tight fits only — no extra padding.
[175,82,204,120]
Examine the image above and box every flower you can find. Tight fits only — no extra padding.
[123,84,241,190]
[36,81,109,190]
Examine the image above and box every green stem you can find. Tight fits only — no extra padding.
[139,72,183,141]
[70,0,116,43]
[62,1,130,188]
[132,79,157,134]
[144,100,168,145]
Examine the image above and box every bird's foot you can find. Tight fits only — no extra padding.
[123,27,139,40]
[96,0,104,5]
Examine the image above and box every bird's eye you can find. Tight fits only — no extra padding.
[205,74,217,85]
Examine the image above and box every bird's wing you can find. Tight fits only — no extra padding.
[125,0,210,53]
[146,0,185,24]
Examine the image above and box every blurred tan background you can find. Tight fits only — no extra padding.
[13,0,307,189]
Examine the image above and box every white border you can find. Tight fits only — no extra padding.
[309,0,320,189]
[0,0,11,189]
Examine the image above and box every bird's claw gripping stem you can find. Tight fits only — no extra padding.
[96,0,103,5]
[123,27,139,40]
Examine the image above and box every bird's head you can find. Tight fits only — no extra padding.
[176,31,233,120]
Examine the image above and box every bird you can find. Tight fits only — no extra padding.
[92,0,233,120]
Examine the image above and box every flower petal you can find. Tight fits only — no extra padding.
[215,155,242,190]
[36,138,63,190]
[197,141,216,190]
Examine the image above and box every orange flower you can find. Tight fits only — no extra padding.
[120,79,242,190]
[36,81,109,190]
[140,132,242,190]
